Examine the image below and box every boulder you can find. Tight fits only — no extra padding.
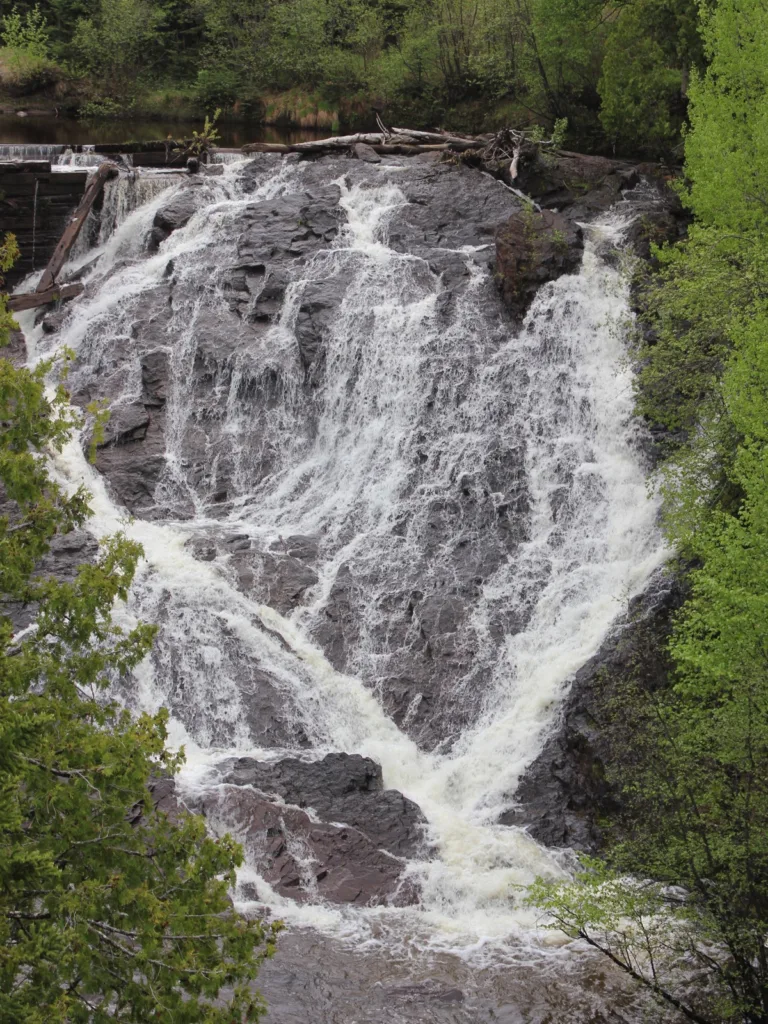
[219,752,427,857]
[148,181,207,250]
[195,784,419,906]
[353,142,381,164]
[502,569,686,849]
[495,209,583,321]
[185,753,428,906]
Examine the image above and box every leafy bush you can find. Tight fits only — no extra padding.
[1,4,50,59]
[0,46,60,95]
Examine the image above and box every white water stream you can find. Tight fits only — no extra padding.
[19,155,666,961]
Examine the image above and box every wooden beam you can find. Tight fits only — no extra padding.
[242,143,290,154]
[0,160,52,174]
[35,162,118,293]
[9,282,84,312]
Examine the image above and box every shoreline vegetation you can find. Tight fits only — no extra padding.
[0,0,703,158]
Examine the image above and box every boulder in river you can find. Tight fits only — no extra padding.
[186,753,428,905]
[494,209,583,322]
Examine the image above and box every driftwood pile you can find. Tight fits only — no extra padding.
[243,120,554,185]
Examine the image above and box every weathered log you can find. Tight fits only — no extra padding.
[0,160,52,174]
[290,132,386,151]
[9,282,83,312]
[35,162,118,293]
[242,142,290,153]
[391,127,483,147]
[371,143,448,155]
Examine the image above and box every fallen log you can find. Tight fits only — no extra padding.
[35,161,118,293]
[371,143,448,155]
[9,282,84,312]
[242,142,290,154]
[290,132,388,151]
[391,127,483,148]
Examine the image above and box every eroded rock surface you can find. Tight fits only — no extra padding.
[184,753,427,906]
[48,150,671,765]
[503,568,686,850]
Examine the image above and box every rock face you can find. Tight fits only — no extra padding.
[148,179,210,250]
[502,569,687,850]
[185,753,427,906]
[45,148,676,790]
[220,753,427,857]
[495,209,583,321]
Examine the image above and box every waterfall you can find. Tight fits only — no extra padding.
[0,142,67,161]
[23,154,667,958]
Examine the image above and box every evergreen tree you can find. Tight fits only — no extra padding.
[0,243,277,1022]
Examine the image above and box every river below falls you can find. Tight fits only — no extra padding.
[14,151,670,1022]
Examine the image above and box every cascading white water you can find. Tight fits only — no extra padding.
[0,142,67,160]
[22,155,667,959]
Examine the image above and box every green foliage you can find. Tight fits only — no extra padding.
[184,107,221,155]
[0,260,277,1020]
[529,1,768,1020]
[598,0,702,157]
[77,95,126,119]
[0,234,19,346]
[1,0,705,152]
[1,3,50,58]
[70,0,164,97]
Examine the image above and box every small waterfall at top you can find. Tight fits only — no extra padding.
[0,142,67,161]
[18,152,667,1008]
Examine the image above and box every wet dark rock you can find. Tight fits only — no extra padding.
[503,568,686,850]
[234,552,319,614]
[220,752,427,857]
[185,752,427,906]
[495,210,583,322]
[353,142,382,164]
[270,534,320,562]
[515,150,638,217]
[141,349,170,406]
[41,308,69,335]
[148,180,207,250]
[66,152,671,756]
[196,784,419,906]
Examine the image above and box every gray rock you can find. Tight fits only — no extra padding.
[148,181,207,250]
[178,752,428,906]
[494,209,583,322]
[353,143,382,164]
[192,782,419,906]
[219,752,428,858]
[502,569,686,849]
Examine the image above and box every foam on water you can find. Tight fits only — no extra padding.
[22,155,667,957]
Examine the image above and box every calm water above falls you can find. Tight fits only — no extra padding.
[18,154,668,1022]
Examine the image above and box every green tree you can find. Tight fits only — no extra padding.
[528,0,768,1020]
[0,267,277,1020]
[70,0,164,99]
[598,0,702,157]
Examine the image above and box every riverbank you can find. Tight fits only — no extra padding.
[0,78,538,143]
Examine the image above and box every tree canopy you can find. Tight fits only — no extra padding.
[528,1,768,1021]
[0,240,278,1022]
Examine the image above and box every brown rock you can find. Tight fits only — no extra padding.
[494,209,583,321]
